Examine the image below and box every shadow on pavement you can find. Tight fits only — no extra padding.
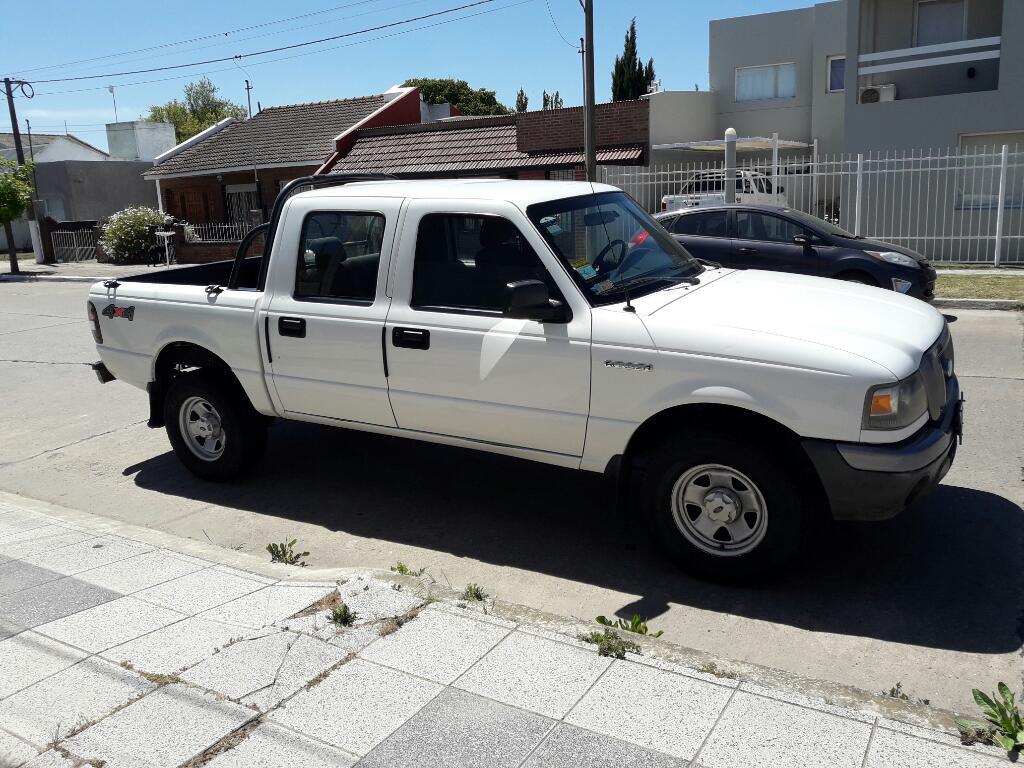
[125,418,1024,655]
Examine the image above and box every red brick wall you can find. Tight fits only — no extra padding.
[516,100,649,154]
[159,167,318,224]
[516,170,546,180]
[175,238,264,264]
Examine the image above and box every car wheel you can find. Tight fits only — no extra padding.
[642,434,815,583]
[164,373,267,481]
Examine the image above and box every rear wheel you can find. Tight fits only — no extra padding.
[164,373,266,481]
[642,433,816,583]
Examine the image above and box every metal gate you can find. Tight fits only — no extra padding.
[51,228,99,262]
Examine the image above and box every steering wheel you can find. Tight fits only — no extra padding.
[593,239,628,275]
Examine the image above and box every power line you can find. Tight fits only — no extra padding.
[545,0,579,49]
[9,0,395,76]
[25,0,502,84]
[23,0,533,96]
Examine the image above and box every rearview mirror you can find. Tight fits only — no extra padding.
[504,280,568,323]
[584,210,620,226]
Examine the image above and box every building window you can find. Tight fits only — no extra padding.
[916,0,965,46]
[224,183,259,224]
[827,56,845,93]
[547,169,576,181]
[735,63,797,102]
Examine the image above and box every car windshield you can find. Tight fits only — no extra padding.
[782,208,856,238]
[527,191,703,306]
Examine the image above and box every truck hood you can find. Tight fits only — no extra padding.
[634,269,945,379]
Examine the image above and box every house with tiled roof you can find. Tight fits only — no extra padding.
[324,99,649,180]
[145,87,423,223]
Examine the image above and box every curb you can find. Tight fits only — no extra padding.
[933,297,1024,311]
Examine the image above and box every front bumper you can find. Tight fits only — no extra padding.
[802,376,962,521]
[895,265,936,302]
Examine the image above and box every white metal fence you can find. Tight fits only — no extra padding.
[184,222,253,243]
[50,228,99,262]
[599,144,1024,264]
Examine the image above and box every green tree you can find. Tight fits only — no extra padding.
[542,90,564,110]
[146,77,247,143]
[0,158,34,275]
[515,88,529,113]
[402,78,509,115]
[611,18,656,101]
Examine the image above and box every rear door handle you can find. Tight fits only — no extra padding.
[392,326,430,350]
[278,317,306,338]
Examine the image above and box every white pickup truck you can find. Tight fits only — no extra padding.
[661,169,786,213]
[89,176,962,581]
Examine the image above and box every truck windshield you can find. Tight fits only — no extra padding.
[527,191,703,306]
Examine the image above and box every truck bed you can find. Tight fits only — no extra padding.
[117,257,261,287]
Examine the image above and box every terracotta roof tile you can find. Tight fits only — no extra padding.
[147,94,388,177]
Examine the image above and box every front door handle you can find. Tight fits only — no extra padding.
[737,247,757,254]
[278,317,306,338]
[392,326,430,350]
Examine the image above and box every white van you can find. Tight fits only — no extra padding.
[661,169,787,212]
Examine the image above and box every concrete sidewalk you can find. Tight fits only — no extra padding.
[0,261,181,283]
[0,493,1012,768]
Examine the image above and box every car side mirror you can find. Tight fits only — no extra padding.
[793,234,812,247]
[504,280,567,323]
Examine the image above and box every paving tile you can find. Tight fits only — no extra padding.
[359,687,553,768]
[0,561,65,597]
[35,596,186,653]
[524,723,689,768]
[134,569,266,615]
[19,751,77,768]
[454,630,611,719]
[0,631,87,700]
[0,527,97,558]
[206,723,357,768]
[629,653,741,688]
[864,726,1006,767]
[24,537,153,578]
[75,550,207,594]
[275,611,379,654]
[180,630,330,703]
[0,729,38,768]
[0,656,154,745]
[697,690,872,768]
[64,684,255,768]
[738,681,875,724]
[360,607,510,684]
[155,549,215,568]
[425,600,519,630]
[566,659,732,760]
[0,517,58,539]
[0,576,121,630]
[200,585,335,630]
[876,718,1006,759]
[102,616,253,674]
[270,658,441,756]
[0,617,26,641]
[337,577,423,623]
[209,565,278,585]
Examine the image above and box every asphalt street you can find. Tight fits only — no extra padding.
[0,280,1021,711]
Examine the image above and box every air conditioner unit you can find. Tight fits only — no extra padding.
[859,84,896,104]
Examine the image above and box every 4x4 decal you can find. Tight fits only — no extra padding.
[102,304,135,321]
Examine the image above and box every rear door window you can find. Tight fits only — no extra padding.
[673,210,729,238]
[295,211,385,302]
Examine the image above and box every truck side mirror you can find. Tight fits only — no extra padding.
[504,280,568,323]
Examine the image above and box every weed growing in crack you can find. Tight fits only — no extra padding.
[695,661,738,680]
[577,628,641,659]
[880,681,930,706]
[462,583,488,601]
[266,539,309,567]
[379,607,422,637]
[956,683,1024,754]
[390,561,426,576]
[329,603,357,627]
[596,614,663,638]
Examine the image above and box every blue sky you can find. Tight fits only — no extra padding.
[2,0,813,152]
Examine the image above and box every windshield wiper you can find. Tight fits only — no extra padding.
[596,273,701,313]
[697,258,722,269]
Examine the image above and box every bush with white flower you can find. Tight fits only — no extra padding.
[99,206,165,264]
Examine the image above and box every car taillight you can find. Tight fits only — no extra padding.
[661,202,667,211]
[87,301,103,344]
[630,230,650,247]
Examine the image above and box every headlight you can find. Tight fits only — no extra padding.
[862,371,928,430]
[866,250,919,269]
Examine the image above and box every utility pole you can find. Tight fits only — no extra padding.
[244,80,253,119]
[582,0,596,181]
[4,78,26,164]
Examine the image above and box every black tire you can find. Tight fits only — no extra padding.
[163,373,267,481]
[642,433,816,583]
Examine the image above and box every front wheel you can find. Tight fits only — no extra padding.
[164,374,266,481]
[642,434,816,583]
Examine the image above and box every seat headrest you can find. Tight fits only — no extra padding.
[479,218,518,249]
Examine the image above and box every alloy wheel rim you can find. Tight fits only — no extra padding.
[179,396,226,462]
[670,463,768,557]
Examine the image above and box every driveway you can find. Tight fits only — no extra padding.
[0,280,1021,711]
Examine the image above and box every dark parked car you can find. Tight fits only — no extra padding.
[654,205,936,302]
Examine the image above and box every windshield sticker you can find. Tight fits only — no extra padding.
[577,265,598,280]
[593,279,615,293]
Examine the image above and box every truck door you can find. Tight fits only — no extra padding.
[383,200,592,457]
[262,196,401,427]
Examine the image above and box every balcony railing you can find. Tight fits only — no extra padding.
[856,36,1001,101]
